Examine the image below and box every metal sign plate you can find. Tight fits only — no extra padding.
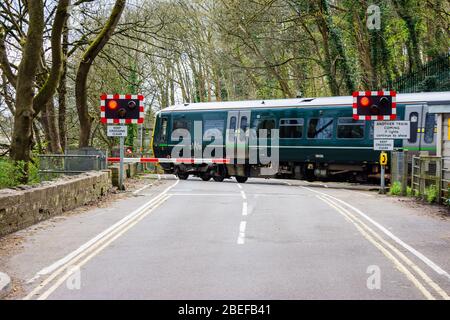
[374,139,394,151]
[374,121,410,139]
[107,125,127,137]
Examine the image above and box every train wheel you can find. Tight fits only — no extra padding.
[213,176,224,182]
[235,176,248,183]
[201,173,211,181]
[177,172,189,180]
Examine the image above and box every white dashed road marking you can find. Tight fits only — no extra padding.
[237,183,248,244]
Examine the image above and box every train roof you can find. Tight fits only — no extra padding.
[162,91,450,112]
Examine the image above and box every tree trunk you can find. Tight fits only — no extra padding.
[391,0,423,71]
[33,122,43,154]
[32,0,70,115]
[10,0,44,170]
[46,100,62,153]
[58,19,69,152]
[320,0,356,94]
[75,0,126,148]
[317,18,340,95]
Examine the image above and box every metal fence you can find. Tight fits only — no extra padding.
[411,156,446,203]
[384,53,450,93]
[441,158,450,205]
[38,149,107,181]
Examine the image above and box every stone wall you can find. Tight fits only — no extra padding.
[0,171,112,237]
[109,163,143,187]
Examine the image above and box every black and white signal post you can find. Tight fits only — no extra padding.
[101,94,145,190]
[353,90,404,193]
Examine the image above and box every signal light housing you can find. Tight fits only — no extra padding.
[100,94,145,124]
[353,91,396,120]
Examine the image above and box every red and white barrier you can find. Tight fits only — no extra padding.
[107,157,230,164]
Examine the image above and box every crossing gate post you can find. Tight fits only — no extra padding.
[119,136,125,190]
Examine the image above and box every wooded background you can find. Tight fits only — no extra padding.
[0,0,448,181]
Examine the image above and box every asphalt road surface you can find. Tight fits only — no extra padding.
[5,176,450,300]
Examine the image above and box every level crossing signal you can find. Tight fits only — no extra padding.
[353,91,396,120]
[101,94,145,124]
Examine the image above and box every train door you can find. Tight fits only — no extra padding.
[152,114,169,158]
[403,105,423,153]
[421,105,437,155]
[226,110,251,161]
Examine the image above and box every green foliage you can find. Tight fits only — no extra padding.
[389,181,402,195]
[406,186,413,197]
[0,159,40,189]
[0,159,18,188]
[126,124,137,147]
[424,185,438,204]
[446,187,450,206]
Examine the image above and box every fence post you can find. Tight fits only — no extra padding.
[437,157,442,204]
[411,157,414,193]
[419,157,426,198]
[401,150,408,196]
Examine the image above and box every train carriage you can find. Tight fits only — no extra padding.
[151,92,450,183]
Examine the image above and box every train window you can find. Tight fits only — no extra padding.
[228,116,237,140]
[159,117,168,142]
[257,119,276,138]
[280,118,303,138]
[204,119,224,135]
[337,118,365,139]
[307,118,334,139]
[240,116,248,131]
[229,116,237,130]
[240,116,248,139]
[173,118,190,131]
[408,112,419,143]
[424,113,435,144]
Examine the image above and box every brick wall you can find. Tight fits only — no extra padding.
[0,171,112,237]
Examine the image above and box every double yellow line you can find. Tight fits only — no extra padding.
[24,189,173,300]
[316,193,449,300]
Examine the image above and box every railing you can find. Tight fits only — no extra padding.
[38,154,107,178]
[411,155,450,204]
[441,157,450,205]
[384,53,450,93]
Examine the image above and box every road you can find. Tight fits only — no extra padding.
[3,176,450,300]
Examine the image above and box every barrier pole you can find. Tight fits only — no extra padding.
[119,136,125,190]
[380,165,386,194]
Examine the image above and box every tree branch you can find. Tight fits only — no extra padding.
[33,0,70,116]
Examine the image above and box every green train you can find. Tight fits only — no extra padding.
[151,92,450,183]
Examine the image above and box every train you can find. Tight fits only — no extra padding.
[151,92,450,183]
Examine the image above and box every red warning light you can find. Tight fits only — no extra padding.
[108,100,118,110]
[360,96,370,107]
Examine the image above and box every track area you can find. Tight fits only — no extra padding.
[3,177,450,300]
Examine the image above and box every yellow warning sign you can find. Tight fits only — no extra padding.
[380,152,388,166]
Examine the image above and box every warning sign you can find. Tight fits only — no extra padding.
[374,121,410,139]
[107,125,127,137]
[380,152,388,166]
[374,139,394,151]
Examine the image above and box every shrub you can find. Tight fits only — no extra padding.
[0,159,40,189]
[425,185,438,204]
[406,186,413,197]
[446,187,450,206]
[389,181,402,195]
[0,159,19,188]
